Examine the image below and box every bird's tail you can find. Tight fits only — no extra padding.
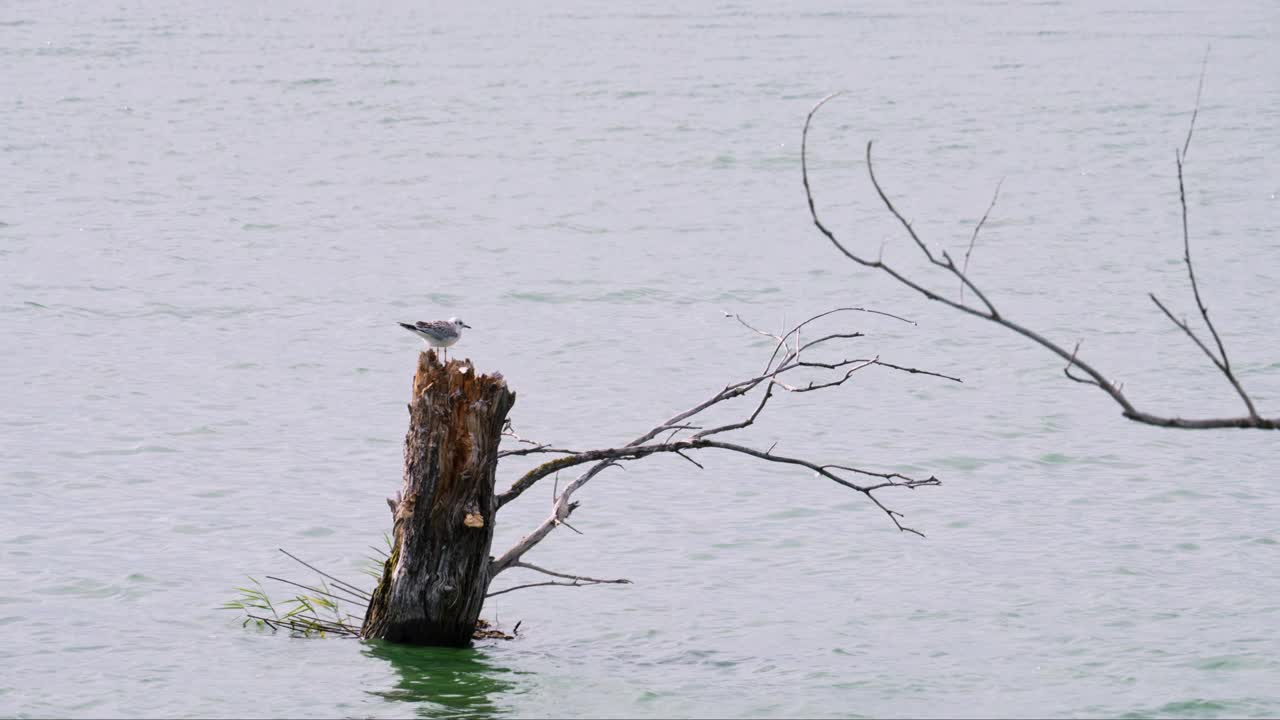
[398,322,418,333]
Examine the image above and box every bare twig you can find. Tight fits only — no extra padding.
[510,561,631,585]
[498,421,581,458]
[866,143,1003,318]
[278,548,371,601]
[264,575,367,606]
[727,305,912,375]
[498,445,581,459]
[692,380,776,439]
[1182,46,1210,159]
[673,449,705,469]
[961,179,1003,304]
[800,358,964,384]
[486,578,629,599]
[1063,341,1099,387]
[1158,120,1259,420]
[776,357,879,392]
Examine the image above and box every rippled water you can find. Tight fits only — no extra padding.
[3,1,1278,717]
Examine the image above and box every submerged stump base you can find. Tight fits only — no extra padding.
[361,351,516,646]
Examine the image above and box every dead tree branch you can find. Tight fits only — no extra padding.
[486,561,633,598]
[498,420,580,458]
[485,579,627,599]
[801,80,1276,430]
[489,309,957,578]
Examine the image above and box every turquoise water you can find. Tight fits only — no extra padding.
[3,0,1279,717]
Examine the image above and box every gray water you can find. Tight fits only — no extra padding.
[3,0,1279,717]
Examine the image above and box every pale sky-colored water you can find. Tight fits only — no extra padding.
[2,1,1278,717]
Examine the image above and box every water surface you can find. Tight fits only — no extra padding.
[2,0,1279,717]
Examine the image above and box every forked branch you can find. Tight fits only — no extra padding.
[800,77,1276,430]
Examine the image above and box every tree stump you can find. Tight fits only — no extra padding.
[361,351,516,646]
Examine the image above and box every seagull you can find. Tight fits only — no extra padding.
[399,317,471,361]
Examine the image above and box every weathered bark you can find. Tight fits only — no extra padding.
[361,351,516,646]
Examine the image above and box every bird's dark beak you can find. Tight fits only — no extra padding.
[462,322,472,329]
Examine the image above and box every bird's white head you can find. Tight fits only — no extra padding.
[449,317,472,329]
